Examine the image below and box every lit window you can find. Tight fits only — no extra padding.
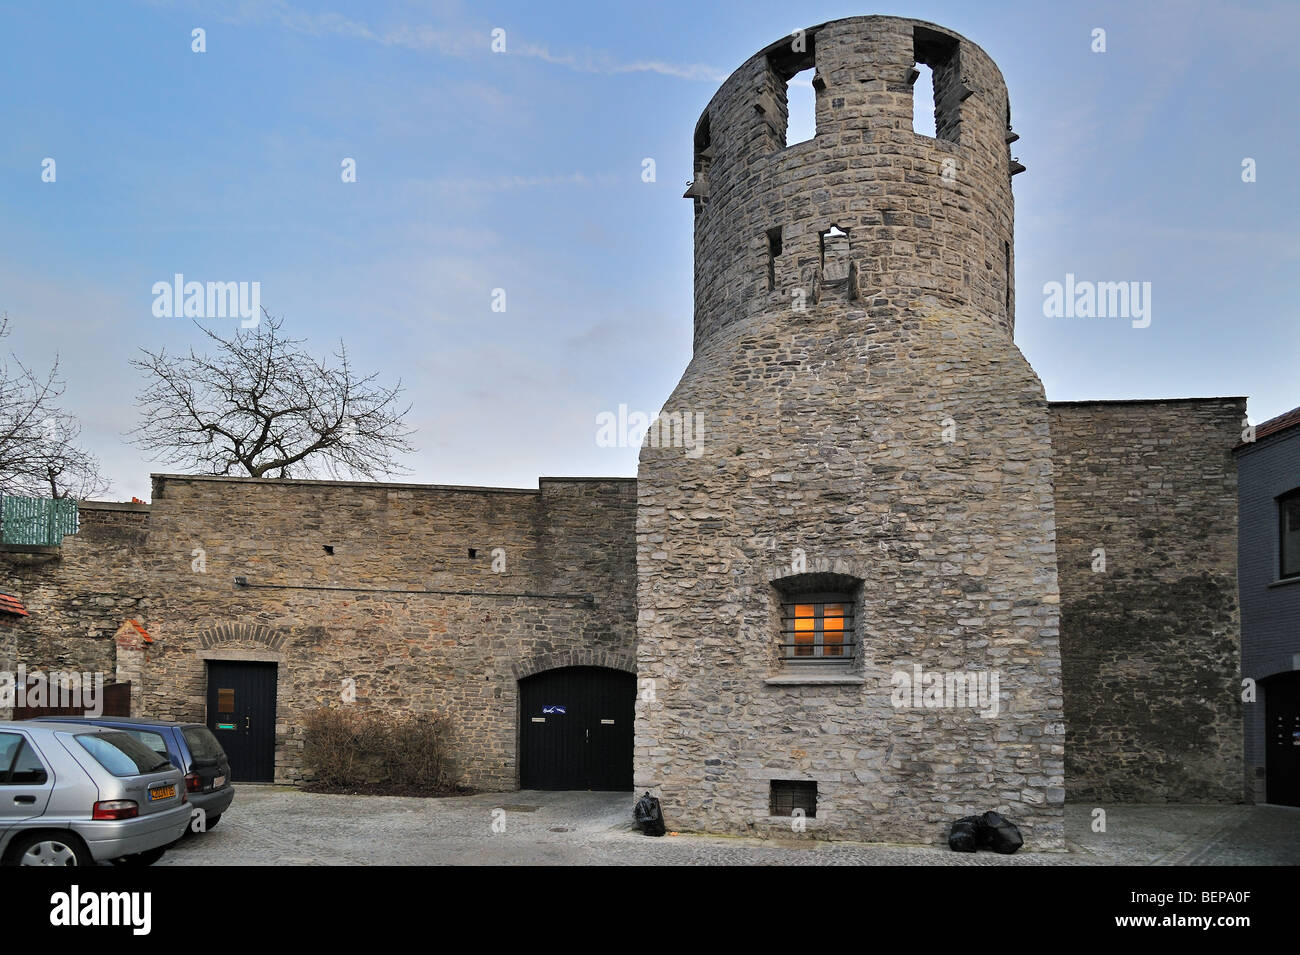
[781,594,855,663]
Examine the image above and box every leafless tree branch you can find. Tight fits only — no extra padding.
[129,309,416,480]
[0,312,112,499]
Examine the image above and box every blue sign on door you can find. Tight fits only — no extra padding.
[543,705,567,715]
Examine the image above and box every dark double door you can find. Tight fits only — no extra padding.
[207,661,277,782]
[1266,672,1300,807]
[519,666,634,791]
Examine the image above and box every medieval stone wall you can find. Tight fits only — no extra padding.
[0,476,637,789]
[690,17,1016,350]
[0,502,151,680]
[0,617,17,719]
[639,16,1065,848]
[0,15,1248,834]
[1050,398,1244,803]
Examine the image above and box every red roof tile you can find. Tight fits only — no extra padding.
[0,593,29,616]
[1253,405,1300,442]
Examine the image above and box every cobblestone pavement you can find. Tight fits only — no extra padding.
[157,788,1300,866]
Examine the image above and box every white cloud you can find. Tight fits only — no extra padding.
[155,0,724,81]
[513,43,726,82]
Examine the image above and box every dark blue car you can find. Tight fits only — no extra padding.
[30,716,234,832]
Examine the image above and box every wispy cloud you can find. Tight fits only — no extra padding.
[281,11,479,56]
[513,42,726,82]
[154,0,724,80]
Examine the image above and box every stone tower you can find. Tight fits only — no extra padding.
[635,16,1065,847]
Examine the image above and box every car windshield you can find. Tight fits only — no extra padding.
[77,731,174,777]
[182,726,225,764]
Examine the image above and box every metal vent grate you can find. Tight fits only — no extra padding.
[770,780,817,817]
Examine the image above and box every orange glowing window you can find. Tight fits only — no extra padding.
[217,689,235,712]
[823,604,846,656]
[782,595,855,663]
[794,604,815,656]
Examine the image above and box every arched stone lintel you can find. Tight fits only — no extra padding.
[196,623,287,652]
[763,556,875,586]
[513,648,636,680]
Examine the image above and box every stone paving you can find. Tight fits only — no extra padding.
[156,787,1300,866]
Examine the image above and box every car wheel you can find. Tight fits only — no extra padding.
[10,833,90,867]
[111,847,166,867]
[205,813,221,831]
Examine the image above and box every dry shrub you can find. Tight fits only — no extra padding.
[303,707,458,795]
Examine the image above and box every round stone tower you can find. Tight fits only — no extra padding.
[635,16,1064,847]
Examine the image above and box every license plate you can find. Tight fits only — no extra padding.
[148,784,176,802]
[213,776,225,789]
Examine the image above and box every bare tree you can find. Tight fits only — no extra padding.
[0,312,111,499]
[37,416,112,500]
[130,310,415,480]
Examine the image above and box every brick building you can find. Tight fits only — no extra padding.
[0,16,1249,847]
[1234,406,1300,806]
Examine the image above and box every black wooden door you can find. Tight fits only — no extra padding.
[519,667,634,790]
[1266,672,1300,806]
[207,661,277,782]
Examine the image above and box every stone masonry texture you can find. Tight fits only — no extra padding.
[1,477,637,788]
[637,16,1065,849]
[1050,399,1244,803]
[0,15,1246,846]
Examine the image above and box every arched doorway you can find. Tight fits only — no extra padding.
[519,666,634,790]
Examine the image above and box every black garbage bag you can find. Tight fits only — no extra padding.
[634,791,666,837]
[947,815,981,852]
[978,810,1024,854]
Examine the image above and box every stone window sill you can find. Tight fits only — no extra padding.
[764,673,865,686]
[1266,576,1300,589]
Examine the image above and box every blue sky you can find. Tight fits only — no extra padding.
[1,0,1296,500]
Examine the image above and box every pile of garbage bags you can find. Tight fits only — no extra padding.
[948,810,1023,854]
[634,791,666,837]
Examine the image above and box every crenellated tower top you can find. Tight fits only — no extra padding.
[686,16,1023,350]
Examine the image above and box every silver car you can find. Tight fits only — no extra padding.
[0,721,192,866]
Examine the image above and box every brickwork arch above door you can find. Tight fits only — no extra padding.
[512,648,635,681]
[197,623,287,652]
